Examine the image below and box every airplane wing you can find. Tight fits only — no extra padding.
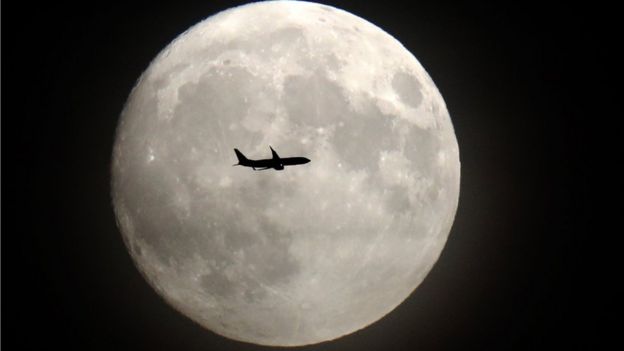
[253,167,272,171]
[270,146,280,160]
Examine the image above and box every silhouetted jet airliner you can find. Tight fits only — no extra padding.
[233,146,310,171]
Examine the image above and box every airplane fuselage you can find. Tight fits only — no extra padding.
[239,157,310,170]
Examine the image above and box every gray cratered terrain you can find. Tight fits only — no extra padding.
[111,0,460,346]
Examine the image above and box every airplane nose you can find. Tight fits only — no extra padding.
[304,158,311,163]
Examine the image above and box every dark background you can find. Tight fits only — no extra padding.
[3,0,611,350]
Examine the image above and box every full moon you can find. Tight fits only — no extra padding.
[112,0,460,346]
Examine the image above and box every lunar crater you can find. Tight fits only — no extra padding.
[392,71,424,108]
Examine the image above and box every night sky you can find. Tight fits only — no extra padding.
[3,0,610,350]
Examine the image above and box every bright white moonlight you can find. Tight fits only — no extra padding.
[112,0,460,346]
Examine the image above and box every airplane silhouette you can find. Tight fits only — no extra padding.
[233,146,310,171]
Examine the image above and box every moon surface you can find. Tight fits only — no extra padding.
[111,0,460,346]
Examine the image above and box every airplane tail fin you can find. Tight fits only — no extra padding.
[233,148,248,166]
